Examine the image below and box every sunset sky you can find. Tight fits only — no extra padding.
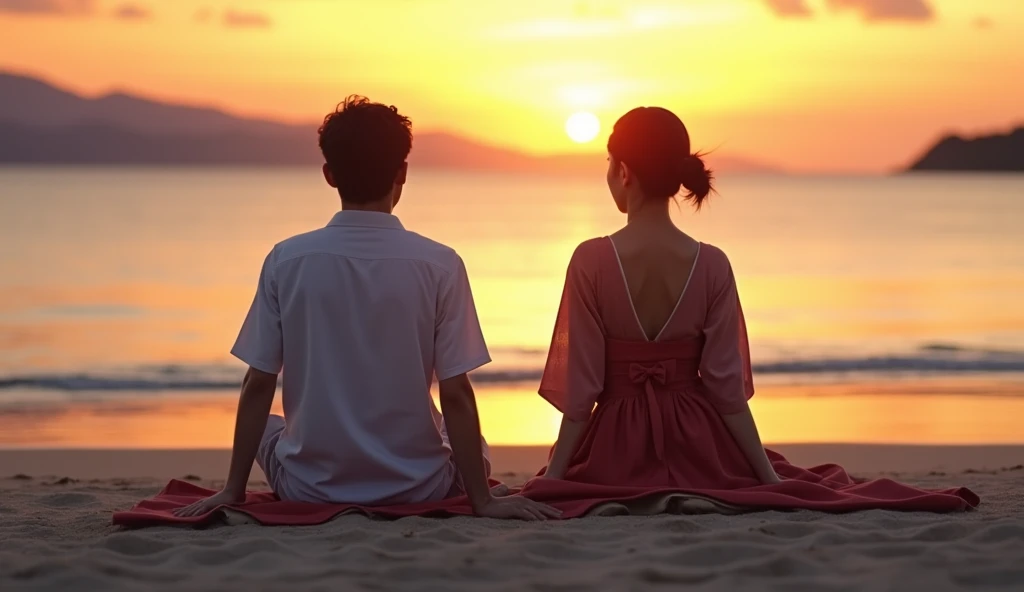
[1,0,1022,172]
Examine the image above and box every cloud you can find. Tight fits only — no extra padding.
[491,6,736,40]
[973,16,993,30]
[763,0,813,18]
[222,9,271,28]
[112,3,150,21]
[0,0,95,14]
[193,6,212,23]
[825,0,934,22]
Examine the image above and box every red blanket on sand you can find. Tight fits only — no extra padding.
[113,472,978,528]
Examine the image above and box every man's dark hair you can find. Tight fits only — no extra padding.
[318,96,413,204]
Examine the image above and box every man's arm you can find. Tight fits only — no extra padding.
[174,367,278,516]
[439,373,561,520]
[438,373,492,509]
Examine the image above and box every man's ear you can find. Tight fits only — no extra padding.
[322,163,337,188]
[395,162,408,186]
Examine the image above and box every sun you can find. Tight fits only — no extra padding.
[565,111,600,144]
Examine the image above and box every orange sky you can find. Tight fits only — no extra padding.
[1,0,1022,172]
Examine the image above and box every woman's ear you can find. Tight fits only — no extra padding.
[618,160,632,187]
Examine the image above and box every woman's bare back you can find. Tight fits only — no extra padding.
[609,227,701,341]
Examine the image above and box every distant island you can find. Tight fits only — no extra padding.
[0,72,775,174]
[908,127,1024,172]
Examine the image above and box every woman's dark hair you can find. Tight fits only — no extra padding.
[318,95,412,204]
[607,106,714,209]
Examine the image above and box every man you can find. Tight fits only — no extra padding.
[176,96,558,520]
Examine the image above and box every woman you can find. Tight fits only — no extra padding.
[529,106,977,512]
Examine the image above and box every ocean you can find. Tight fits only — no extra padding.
[1,167,1023,448]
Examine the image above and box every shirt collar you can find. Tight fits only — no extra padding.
[326,210,405,230]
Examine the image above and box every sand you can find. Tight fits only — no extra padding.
[1,445,1022,591]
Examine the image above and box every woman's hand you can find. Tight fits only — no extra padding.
[173,488,246,517]
[537,469,565,481]
[720,406,783,488]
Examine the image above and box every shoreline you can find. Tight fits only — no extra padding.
[3,382,1024,449]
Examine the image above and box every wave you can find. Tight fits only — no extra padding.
[754,343,1024,376]
[0,370,549,392]
[752,357,1024,375]
[2,344,1023,393]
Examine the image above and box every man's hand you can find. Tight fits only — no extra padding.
[173,488,246,517]
[474,494,562,521]
[173,367,276,518]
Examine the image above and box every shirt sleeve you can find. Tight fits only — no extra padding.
[230,247,284,374]
[699,256,755,414]
[538,243,605,421]
[434,255,491,381]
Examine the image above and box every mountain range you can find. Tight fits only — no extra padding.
[908,127,1024,172]
[5,72,1019,174]
[0,72,775,174]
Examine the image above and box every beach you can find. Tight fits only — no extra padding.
[0,445,1021,591]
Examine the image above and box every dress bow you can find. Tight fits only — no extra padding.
[627,360,676,461]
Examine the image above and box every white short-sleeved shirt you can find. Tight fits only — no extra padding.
[231,210,491,505]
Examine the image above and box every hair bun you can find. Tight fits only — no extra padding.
[679,153,713,208]
[679,154,704,180]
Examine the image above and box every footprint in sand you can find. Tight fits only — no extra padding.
[104,533,176,556]
[653,517,707,534]
[669,542,769,567]
[38,492,100,508]
[970,522,1024,544]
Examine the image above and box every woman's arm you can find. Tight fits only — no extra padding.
[538,242,605,480]
[720,403,780,484]
[697,253,774,483]
[543,416,589,479]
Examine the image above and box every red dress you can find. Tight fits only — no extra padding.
[524,238,978,512]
